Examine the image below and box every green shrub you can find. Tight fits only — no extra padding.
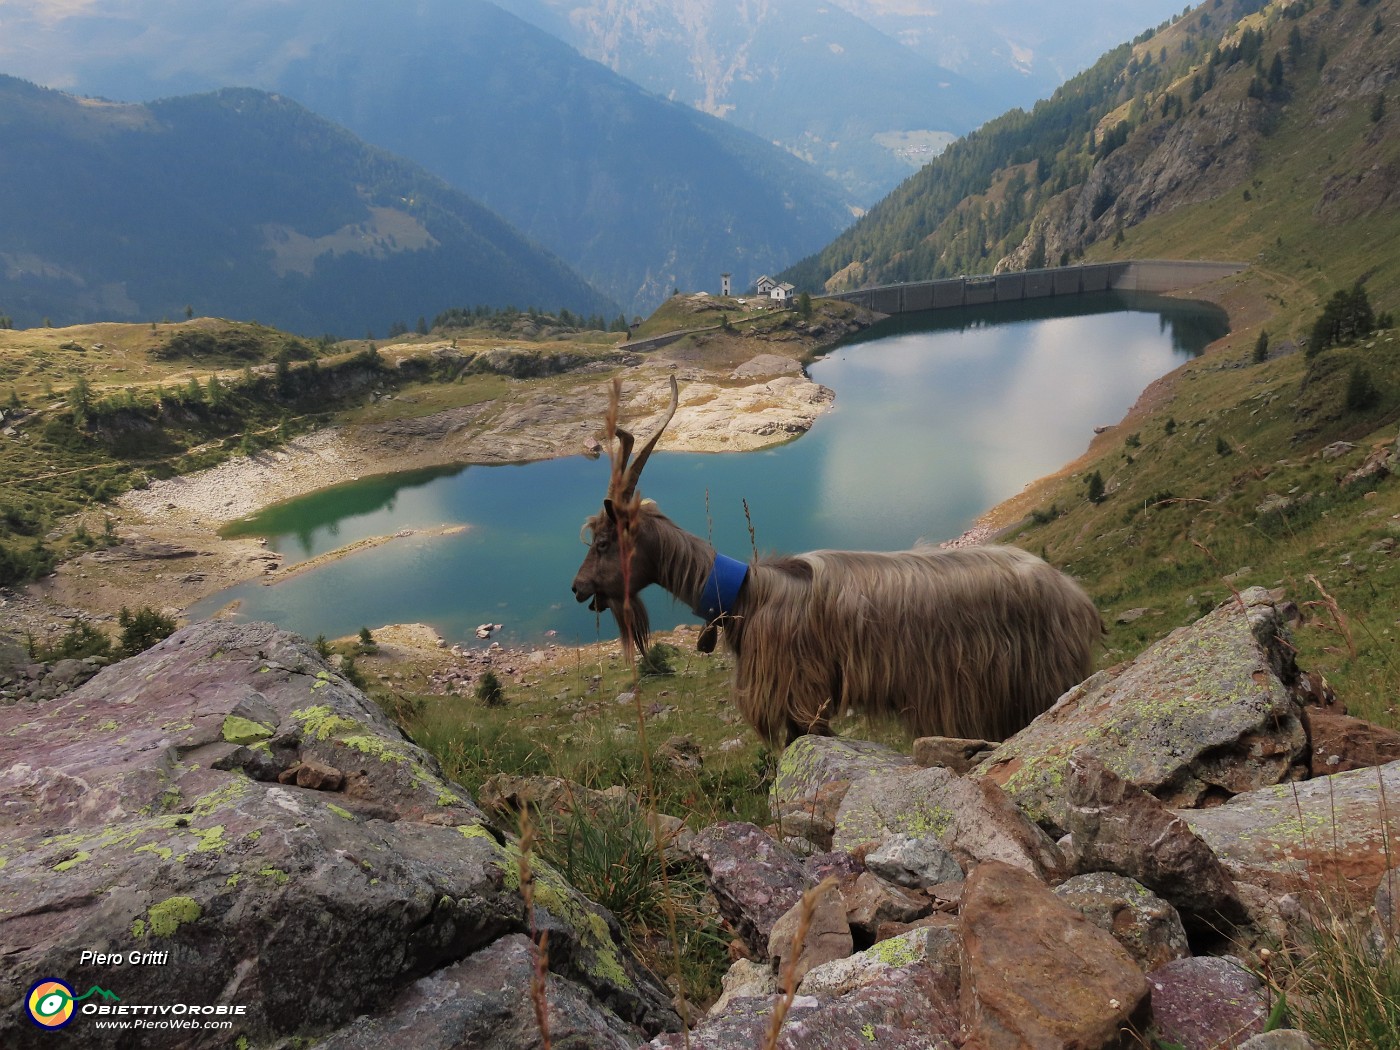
[117,606,177,657]
[28,621,114,662]
[640,641,680,677]
[1086,470,1106,503]
[1345,365,1381,412]
[475,669,506,707]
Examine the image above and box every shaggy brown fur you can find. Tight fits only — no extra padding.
[570,378,1103,746]
[574,502,1103,747]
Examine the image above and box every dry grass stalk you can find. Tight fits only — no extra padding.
[762,877,838,1050]
[1306,572,1358,659]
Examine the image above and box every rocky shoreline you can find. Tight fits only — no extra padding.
[0,355,839,646]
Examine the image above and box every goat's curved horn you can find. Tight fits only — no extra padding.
[614,427,636,474]
[619,375,678,500]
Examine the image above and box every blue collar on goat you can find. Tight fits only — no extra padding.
[695,552,749,622]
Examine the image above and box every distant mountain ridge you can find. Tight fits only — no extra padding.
[0,76,614,335]
[491,0,1191,202]
[0,0,857,314]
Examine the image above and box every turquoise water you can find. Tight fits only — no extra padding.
[189,291,1227,644]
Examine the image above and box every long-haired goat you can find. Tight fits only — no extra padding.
[571,376,1103,746]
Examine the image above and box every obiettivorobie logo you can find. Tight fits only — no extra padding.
[26,979,120,1030]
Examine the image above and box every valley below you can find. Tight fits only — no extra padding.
[0,309,857,647]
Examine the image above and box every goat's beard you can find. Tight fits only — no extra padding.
[607,593,651,660]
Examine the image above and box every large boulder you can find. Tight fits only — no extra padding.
[833,765,1065,881]
[1179,758,1400,904]
[0,622,678,1049]
[958,861,1149,1049]
[770,736,915,848]
[649,963,961,1049]
[978,588,1309,834]
[1062,751,1249,936]
[690,823,811,961]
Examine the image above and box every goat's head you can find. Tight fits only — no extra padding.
[571,375,679,655]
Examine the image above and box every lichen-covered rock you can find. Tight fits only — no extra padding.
[771,736,915,840]
[959,861,1148,1049]
[311,934,645,1049]
[799,925,960,999]
[834,765,1064,880]
[691,822,811,961]
[651,963,961,1049]
[0,621,678,1049]
[1180,759,1400,904]
[1146,956,1269,1049]
[1062,750,1248,936]
[1053,872,1191,973]
[978,588,1308,835]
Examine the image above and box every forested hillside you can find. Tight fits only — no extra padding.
[785,0,1399,305]
[0,78,614,336]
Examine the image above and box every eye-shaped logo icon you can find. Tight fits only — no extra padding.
[26,979,76,1029]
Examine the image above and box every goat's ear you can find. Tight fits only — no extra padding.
[603,498,617,523]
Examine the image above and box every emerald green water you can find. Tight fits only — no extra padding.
[190,291,1227,644]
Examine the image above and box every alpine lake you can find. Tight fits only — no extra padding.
[189,291,1229,646]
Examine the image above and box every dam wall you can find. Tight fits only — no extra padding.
[827,260,1245,315]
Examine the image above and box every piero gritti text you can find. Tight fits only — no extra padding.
[79,950,170,966]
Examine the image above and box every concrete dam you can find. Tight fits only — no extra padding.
[826,259,1246,315]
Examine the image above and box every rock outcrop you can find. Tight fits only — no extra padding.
[657,590,1397,1049]
[5,584,1399,1050]
[978,588,1310,834]
[0,621,678,1049]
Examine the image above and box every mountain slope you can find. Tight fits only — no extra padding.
[786,0,1400,303]
[493,0,1191,201]
[0,77,615,336]
[493,0,982,202]
[781,0,1400,721]
[0,0,857,314]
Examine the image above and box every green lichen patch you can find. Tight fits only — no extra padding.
[191,825,226,853]
[291,704,460,802]
[53,850,91,873]
[145,895,201,937]
[866,933,921,968]
[221,715,275,745]
[135,843,174,862]
[257,867,290,886]
[498,840,634,992]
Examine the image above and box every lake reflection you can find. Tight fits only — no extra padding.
[192,291,1227,644]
